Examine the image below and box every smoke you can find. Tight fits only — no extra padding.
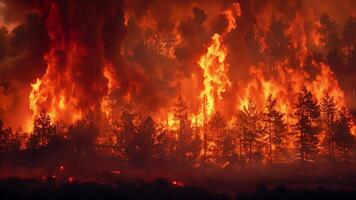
[0,0,355,130]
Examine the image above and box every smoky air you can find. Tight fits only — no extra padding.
[0,0,356,199]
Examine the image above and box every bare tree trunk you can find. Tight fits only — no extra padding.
[249,140,252,166]
[300,132,304,163]
[331,141,335,163]
[269,124,272,162]
[328,137,331,163]
[239,133,242,161]
[203,130,207,166]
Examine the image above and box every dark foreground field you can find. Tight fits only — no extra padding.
[1,176,356,200]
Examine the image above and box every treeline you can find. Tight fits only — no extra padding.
[0,87,354,170]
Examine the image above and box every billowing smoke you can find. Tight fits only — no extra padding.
[0,0,355,130]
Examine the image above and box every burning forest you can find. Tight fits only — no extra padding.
[1,0,356,199]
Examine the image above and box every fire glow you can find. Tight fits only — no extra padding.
[0,0,355,172]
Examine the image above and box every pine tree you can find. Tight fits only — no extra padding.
[342,16,356,73]
[342,16,356,46]
[320,94,337,162]
[27,110,58,151]
[238,99,264,166]
[245,24,265,61]
[334,108,355,162]
[68,111,99,156]
[114,107,137,161]
[266,18,292,64]
[208,111,229,166]
[319,14,339,50]
[294,87,320,163]
[0,120,10,153]
[264,95,287,162]
[155,125,172,162]
[173,94,194,165]
[134,115,156,166]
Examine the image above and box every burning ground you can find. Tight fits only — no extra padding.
[1,0,356,198]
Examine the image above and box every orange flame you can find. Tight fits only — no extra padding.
[198,33,231,117]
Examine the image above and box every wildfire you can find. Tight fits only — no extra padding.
[0,0,355,167]
[197,3,241,119]
[29,78,43,126]
[223,2,241,34]
[311,21,325,47]
[101,63,119,120]
[198,33,230,117]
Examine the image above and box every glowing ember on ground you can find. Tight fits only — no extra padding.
[171,180,184,187]
[111,170,121,175]
[67,177,74,183]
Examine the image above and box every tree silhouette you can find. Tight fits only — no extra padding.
[294,87,320,163]
[238,99,264,166]
[266,18,292,65]
[0,120,18,166]
[0,120,11,153]
[173,94,194,164]
[134,115,156,166]
[208,111,231,166]
[319,14,339,50]
[68,111,99,157]
[342,16,356,46]
[320,94,337,162]
[263,95,287,163]
[342,16,356,73]
[221,127,238,167]
[114,107,137,161]
[26,110,59,151]
[155,125,173,162]
[334,108,355,162]
[245,24,265,62]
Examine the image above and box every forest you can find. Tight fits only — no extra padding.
[0,88,355,170]
[0,0,356,198]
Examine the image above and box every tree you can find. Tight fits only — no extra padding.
[320,94,337,162]
[342,17,356,73]
[334,108,355,162]
[114,107,137,161]
[0,120,11,153]
[238,99,264,165]
[342,16,356,46]
[133,115,156,166]
[221,127,238,167]
[68,111,99,156]
[294,87,320,163]
[266,18,292,64]
[208,111,231,166]
[263,95,287,162]
[245,24,265,62]
[319,14,339,50]
[26,110,59,151]
[155,125,173,162]
[173,94,195,165]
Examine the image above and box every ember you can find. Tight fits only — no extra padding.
[67,176,74,183]
[171,180,184,187]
